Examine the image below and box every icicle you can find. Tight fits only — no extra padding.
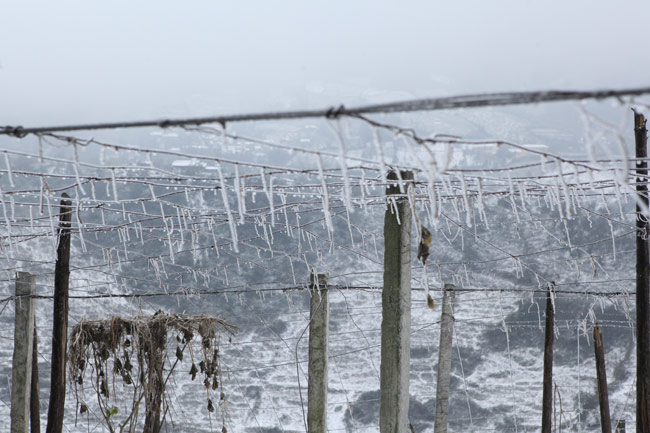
[405,179,420,243]
[135,221,142,243]
[507,172,520,223]
[316,154,334,236]
[389,197,401,225]
[217,161,239,253]
[4,153,15,187]
[261,218,272,251]
[9,195,15,222]
[45,194,57,249]
[121,228,129,260]
[176,207,185,248]
[38,136,44,162]
[29,206,33,230]
[359,169,369,214]
[518,181,528,213]
[608,220,617,260]
[612,176,626,220]
[557,159,572,218]
[280,194,291,236]
[182,208,189,231]
[72,144,86,194]
[0,184,13,254]
[345,207,355,247]
[110,168,119,202]
[149,184,157,200]
[289,256,297,284]
[159,202,174,262]
[234,164,245,224]
[166,218,175,263]
[554,180,565,219]
[373,128,388,182]
[330,120,353,213]
[459,174,472,227]
[428,178,439,227]
[208,218,220,257]
[477,177,489,229]
[75,188,87,253]
[259,168,275,227]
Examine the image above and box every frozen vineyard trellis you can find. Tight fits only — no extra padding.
[0,87,650,432]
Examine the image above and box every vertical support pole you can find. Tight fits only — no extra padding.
[541,283,555,433]
[617,420,627,433]
[308,272,329,433]
[11,272,35,433]
[46,193,71,433]
[594,324,612,433]
[635,110,650,433]
[31,327,41,433]
[143,318,166,433]
[434,284,456,433]
[380,170,413,433]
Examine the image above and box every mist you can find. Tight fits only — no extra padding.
[1,0,648,126]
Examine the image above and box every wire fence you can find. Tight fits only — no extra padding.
[0,86,649,432]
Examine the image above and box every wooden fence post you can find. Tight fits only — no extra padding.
[541,283,555,433]
[594,324,612,433]
[46,193,72,433]
[308,272,329,433]
[635,110,650,433]
[434,283,456,433]
[11,272,36,433]
[617,420,627,433]
[380,170,413,433]
[31,327,40,433]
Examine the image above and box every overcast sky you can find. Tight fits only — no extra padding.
[1,1,649,126]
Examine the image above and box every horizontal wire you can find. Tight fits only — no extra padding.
[1,86,648,136]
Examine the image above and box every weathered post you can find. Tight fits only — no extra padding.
[541,283,555,433]
[434,283,456,433]
[380,170,413,433]
[617,420,627,433]
[594,324,612,433]
[31,327,40,433]
[46,193,72,433]
[308,272,329,433]
[143,319,166,433]
[11,272,36,433]
[634,110,650,433]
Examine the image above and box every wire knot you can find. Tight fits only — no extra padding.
[2,126,27,138]
[325,105,345,119]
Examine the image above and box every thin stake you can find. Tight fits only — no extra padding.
[46,194,71,433]
[594,324,612,433]
[31,327,40,433]
[541,283,555,433]
[635,110,650,433]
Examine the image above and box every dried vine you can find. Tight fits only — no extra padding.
[68,313,237,433]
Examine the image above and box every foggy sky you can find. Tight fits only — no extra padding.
[1,0,649,126]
